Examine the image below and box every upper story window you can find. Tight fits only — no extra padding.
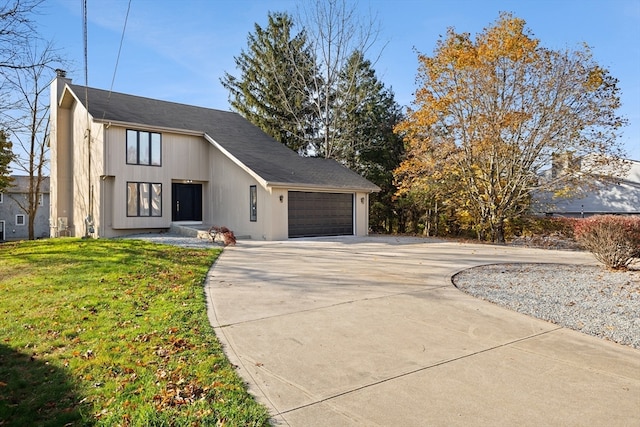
[126,129,161,166]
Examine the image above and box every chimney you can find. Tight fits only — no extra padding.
[55,69,67,78]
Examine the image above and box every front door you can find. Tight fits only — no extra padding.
[0,220,4,241]
[172,183,202,221]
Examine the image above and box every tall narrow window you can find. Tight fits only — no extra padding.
[127,182,138,216]
[126,130,138,164]
[0,192,3,203]
[126,130,162,166]
[127,182,162,217]
[250,185,257,222]
[151,133,161,166]
[139,131,150,165]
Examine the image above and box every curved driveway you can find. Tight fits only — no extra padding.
[204,236,640,426]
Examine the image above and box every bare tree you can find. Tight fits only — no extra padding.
[295,0,382,159]
[2,41,64,239]
[0,0,44,71]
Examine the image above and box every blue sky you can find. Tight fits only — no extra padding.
[38,0,639,160]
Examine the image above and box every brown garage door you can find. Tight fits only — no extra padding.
[288,192,354,238]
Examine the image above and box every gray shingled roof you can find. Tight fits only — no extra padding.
[68,84,379,192]
[7,176,50,193]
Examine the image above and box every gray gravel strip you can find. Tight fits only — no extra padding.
[453,263,640,349]
[118,233,220,249]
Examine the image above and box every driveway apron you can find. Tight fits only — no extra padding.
[204,236,640,426]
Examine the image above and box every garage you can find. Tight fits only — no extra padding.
[288,191,354,238]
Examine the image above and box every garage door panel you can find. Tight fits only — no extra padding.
[288,192,354,238]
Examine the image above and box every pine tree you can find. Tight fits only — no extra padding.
[0,130,15,193]
[221,12,317,154]
[331,51,405,231]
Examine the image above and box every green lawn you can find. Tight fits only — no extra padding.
[0,238,270,426]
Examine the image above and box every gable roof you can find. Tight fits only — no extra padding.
[7,176,50,193]
[65,84,380,192]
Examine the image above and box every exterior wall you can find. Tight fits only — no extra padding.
[100,126,210,237]
[0,185,50,241]
[533,159,640,217]
[209,145,277,240]
[354,191,370,236]
[49,77,73,237]
[66,100,104,237]
[268,187,289,240]
[49,77,104,238]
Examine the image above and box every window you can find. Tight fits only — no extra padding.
[126,129,162,166]
[16,214,25,226]
[249,185,257,222]
[0,192,3,203]
[127,182,162,217]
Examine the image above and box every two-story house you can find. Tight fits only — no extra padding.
[49,71,379,240]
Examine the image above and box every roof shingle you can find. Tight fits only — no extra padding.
[68,84,380,192]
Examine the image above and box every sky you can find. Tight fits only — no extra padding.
[36,0,640,160]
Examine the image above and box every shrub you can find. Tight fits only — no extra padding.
[573,215,640,270]
[515,216,577,239]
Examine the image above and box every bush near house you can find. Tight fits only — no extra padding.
[574,215,640,270]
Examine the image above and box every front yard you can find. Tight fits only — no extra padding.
[0,238,269,426]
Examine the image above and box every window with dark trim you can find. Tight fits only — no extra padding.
[127,182,162,217]
[126,129,162,166]
[250,185,257,222]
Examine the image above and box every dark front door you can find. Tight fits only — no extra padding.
[172,183,202,221]
[0,221,4,241]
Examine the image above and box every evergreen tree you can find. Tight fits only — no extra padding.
[221,12,317,154]
[333,51,405,232]
[0,129,15,193]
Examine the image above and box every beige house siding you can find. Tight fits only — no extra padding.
[53,90,106,237]
[208,140,269,239]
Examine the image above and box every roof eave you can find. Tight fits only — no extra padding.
[266,181,381,193]
[94,118,204,137]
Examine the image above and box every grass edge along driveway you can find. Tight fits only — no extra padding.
[0,238,270,426]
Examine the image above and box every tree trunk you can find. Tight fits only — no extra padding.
[495,218,506,244]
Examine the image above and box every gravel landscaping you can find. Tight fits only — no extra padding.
[453,263,640,349]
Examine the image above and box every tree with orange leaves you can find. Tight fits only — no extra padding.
[394,13,627,242]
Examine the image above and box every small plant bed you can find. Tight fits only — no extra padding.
[0,239,269,426]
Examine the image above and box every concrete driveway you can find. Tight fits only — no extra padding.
[204,236,640,426]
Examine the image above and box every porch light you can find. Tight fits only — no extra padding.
[279,195,284,203]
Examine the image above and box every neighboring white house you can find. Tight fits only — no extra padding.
[0,176,50,241]
[533,158,640,217]
[48,71,380,240]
